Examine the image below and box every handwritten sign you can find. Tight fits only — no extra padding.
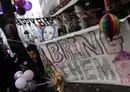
[38,19,130,86]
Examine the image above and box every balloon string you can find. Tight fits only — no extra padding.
[32,81,53,87]
[104,0,110,12]
[41,76,52,81]
[24,81,53,91]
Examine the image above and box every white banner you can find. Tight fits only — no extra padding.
[38,19,130,86]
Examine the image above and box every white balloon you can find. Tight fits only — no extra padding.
[14,71,24,80]
[15,77,27,89]
[23,70,34,80]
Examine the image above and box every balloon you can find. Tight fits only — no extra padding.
[15,0,25,7]
[5,24,16,39]
[14,71,24,80]
[15,77,27,89]
[23,70,34,80]
[99,13,119,40]
[0,5,3,13]
[23,1,32,11]
[17,7,26,16]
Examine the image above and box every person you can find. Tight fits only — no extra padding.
[26,44,47,92]
[0,37,17,92]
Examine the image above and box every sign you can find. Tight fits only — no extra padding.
[15,18,54,46]
[38,19,130,86]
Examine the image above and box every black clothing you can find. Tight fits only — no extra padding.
[0,45,17,92]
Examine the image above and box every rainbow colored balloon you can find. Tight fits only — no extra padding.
[99,13,119,40]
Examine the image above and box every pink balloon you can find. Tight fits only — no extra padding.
[15,0,25,7]
[23,70,34,81]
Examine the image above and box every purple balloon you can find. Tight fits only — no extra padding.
[17,7,26,16]
[23,1,32,11]
[15,0,25,7]
[0,5,3,12]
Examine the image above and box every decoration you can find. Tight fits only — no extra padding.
[4,24,16,39]
[99,13,119,40]
[15,77,27,89]
[14,71,24,80]
[23,1,32,11]
[23,70,34,81]
[99,0,119,40]
[17,7,26,15]
[53,70,64,92]
[0,5,3,13]
[14,69,37,91]
[43,54,64,92]
[46,65,55,74]
[14,0,25,7]
[114,51,130,85]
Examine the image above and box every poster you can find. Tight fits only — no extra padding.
[38,19,130,86]
[15,18,60,47]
